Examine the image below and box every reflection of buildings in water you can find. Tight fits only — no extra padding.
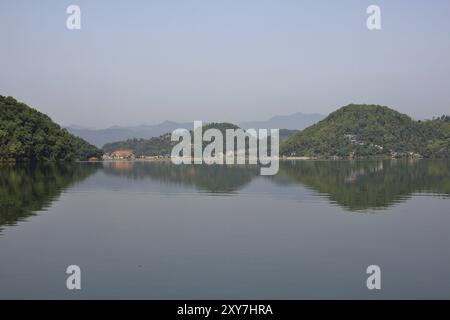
[104,161,135,171]
[101,162,259,193]
[186,168,196,177]
[344,162,384,183]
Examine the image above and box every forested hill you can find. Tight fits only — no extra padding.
[281,104,450,158]
[102,122,241,156]
[0,96,102,161]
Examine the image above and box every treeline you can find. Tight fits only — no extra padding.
[103,134,174,156]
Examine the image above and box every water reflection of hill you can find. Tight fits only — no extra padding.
[278,160,450,211]
[0,163,100,231]
[102,160,450,212]
[102,161,259,193]
[3,160,447,226]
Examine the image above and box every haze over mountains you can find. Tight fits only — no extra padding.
[66,121,192,148]
[239,112,325,130]
[67,112,325,147]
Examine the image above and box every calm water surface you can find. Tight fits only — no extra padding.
[0,160,449,299]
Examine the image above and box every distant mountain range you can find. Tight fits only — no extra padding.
[67,112,325,147]
[66,120,192,148]
[240,112,325,130]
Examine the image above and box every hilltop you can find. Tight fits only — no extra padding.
[0,96,102,161]
[103,122,241,156]
[281,104,450,158]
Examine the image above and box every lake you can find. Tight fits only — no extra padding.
[0,160,449,299]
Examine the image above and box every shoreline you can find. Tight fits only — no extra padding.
[80,156,430,163]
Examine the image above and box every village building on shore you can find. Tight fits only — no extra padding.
[102,149,135,160]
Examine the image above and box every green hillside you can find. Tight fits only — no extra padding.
[281,104,450,158]
[279,129,299,142]
[103,122,241,156]
[420,115,450,158]
[0,96,102,161]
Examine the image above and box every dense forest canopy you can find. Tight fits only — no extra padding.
[281,104,450,158]
[0,96,102,161]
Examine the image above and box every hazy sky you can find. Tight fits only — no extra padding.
[1,0,450,128]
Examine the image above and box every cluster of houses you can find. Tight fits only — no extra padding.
[138,155,170,160]
[344,134,366,146]
[344,134,424,159]
[102,149,135,161]
[390,151,423,159]
[344,133,384,150]
[102,149,171,161]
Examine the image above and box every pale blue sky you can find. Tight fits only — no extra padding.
[1,0,449,128]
